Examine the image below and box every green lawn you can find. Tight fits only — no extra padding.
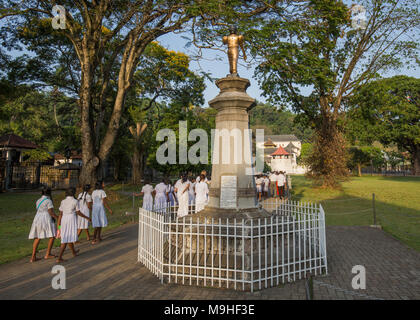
[290,175,420,251]
[0,189,137,264]
[0,175,419,264]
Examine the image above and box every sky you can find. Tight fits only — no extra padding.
[158,31,419,108]
[158,32,266,106]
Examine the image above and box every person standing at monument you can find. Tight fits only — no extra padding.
[255,174,263,202]
[153,178,168,212]
[277,171,286,200]
[76,184,92,242]
[195,174,209,213]
[196,170,209,184]
[263,174,270,198]
[269,171,276,197]
[176,174,190,217]
[188,177,196,209]
[166,180,176,206]
[134,180,155,211]
[91,181,112,244]
[28,187,59,262]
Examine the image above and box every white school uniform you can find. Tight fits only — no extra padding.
[29,196,56,239]
[188,181,196,205]
[77,192,92,230]
[141,184,154,211]
[154,182,167,212]
[91,189,108,228]
[196,176,209,184]
[195,181,209,213]
[263,177,270,192]
[167,184,175,206]
[277,174,285,187]
[59,196,80,243]
[177,181,190,218]
[255,177,263,193]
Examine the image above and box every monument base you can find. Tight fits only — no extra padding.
[189,206,271,221]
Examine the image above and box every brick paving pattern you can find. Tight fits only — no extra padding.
[0,224,419,300]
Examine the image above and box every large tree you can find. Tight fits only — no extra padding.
[349,76,420,175]
[127,41,204,184]
[244,0,419,187]
[1,0,252,185]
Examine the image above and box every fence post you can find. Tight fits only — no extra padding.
[372,193,376,225]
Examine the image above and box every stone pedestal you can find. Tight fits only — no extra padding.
[205,76,260,216]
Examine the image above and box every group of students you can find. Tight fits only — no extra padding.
[28,181,112,263]
[135,170,211,218]
[255,171,288,201]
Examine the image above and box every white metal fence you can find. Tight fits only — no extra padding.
[138,200,327,292]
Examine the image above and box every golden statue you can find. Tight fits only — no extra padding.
[223,26,247,76]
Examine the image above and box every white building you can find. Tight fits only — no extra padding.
[258,135,308,174]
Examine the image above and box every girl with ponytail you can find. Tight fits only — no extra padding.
[77,184,92,241]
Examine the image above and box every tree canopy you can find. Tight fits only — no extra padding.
[348,75,420,175]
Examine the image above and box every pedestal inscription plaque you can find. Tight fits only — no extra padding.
[220,175,237,208]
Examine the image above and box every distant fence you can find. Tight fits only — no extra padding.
[1,161,79,190]
[138,200,327,292]
[361,168,413,176]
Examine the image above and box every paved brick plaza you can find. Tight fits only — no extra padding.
[0,223,419,300]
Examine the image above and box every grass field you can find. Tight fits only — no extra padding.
[0,188,137,264]
[0,175,419,264]
[290,175,420,251]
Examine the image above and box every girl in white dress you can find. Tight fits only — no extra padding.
[28,187,59,262]
[166,180,176,206]
[195,174,209,213]
[134,180,155,211]
[77,184,92,241]
[175,174,190,218]
[154,179,168,213]
[188,177,196,210]
[255,174,263,202]
[91,181,112,244]
[57,188,91,262]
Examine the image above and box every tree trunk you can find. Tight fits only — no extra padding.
[78,66,99,187]
[306,107,349,188]
[357,163,362,177]
[412,145,420,176]
[132,145,142,185]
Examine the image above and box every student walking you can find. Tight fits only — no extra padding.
[134,180,155,211]
[28,187,59,262]
[195,174,209,213]
[77,184,92,242]
[91,181,112,244]
[56,188,91,262]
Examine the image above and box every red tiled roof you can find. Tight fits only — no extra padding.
[271,145,289,156]
[54,152,82,160]
[0,134,38,149]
